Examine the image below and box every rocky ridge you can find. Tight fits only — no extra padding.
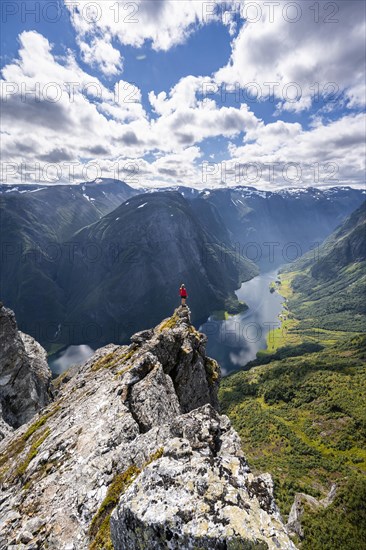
[0,307,296,549]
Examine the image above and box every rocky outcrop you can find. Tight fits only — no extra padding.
[0,404,13,441]
[0,303,52,431]
[0,307,296,549]
[111,405,293,549]
[286,485,337,539]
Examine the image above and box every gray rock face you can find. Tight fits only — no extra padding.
[111,405,295,550]
[286,484,337,539]
[0,307,296,549]
[0,303,52,429]
[0,403,13,441]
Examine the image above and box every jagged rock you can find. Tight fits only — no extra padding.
[0,403,13,441]
[0,303,52,428]
[286,484,337,539]
[129,362,181,433]
[130,329,154,344]
[111,405,295,549]
[0,307,296,549]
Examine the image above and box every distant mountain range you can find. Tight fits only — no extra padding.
[0,186,257,349]
[0,178,137,221]
[197,186,365,268]
[2,179,364,269]
[1,179,365,350]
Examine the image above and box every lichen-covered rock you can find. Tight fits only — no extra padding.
[110,404,295,550]
[0,307,296,549]
[0,303,52,429]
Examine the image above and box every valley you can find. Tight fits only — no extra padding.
[220,201,366,548]
[1,181,364,358]
[2,6,365,548]
[200,268,285,375]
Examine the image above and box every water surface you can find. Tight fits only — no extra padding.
[200,269,284,375]
[48,345,95,376]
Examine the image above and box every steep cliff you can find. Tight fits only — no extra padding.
[0,307,296,549]
[0,303,52,431]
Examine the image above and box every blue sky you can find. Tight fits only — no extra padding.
[1,0,365,189]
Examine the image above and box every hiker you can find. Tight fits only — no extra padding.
[179,284,188,306]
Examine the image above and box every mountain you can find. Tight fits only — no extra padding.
[73,178,138,215]
[1,184,364,350]
[0,188,98,339]
[0,178,137,217]
[58,192,257,348]
[142,185,201,199]
[0,307,296,549]
[307,200,366,279]
[280,200,366,332]
[197,186,365,269]
[0,179,137,344]
[0,303,52,432]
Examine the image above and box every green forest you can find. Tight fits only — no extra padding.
[220,203,366,549]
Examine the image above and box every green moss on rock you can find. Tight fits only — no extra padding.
[12,428,50,482]
[93,347,138,373]
[205,357,220,383]
[91,352,119,372]
[158,312,180,332]
[89,448,164,550]
[89,465,141,550]
[0,404,60,475]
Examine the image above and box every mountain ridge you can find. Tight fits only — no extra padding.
[57,191,257,349]
[0,306,296,549]
[1,184,364,350]
[280,200,366,333]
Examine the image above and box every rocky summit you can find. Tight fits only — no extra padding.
[0,306,296,549]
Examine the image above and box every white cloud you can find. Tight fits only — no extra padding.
[215,0,366,110]
[1,28,365,191]
[148,75,260,149]
[64,0,225,52]
[0,32,148,173]
[0,31,259,186]
[226,113,366,188]
[78,36,123,76]
[149,75,203,116]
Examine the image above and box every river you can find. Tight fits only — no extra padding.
[199,269,285,375]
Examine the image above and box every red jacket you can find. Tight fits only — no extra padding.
[179,287,187,298]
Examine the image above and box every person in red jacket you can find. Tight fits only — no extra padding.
[179,284,188,306]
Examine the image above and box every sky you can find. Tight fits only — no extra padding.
[1,0,365,190]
